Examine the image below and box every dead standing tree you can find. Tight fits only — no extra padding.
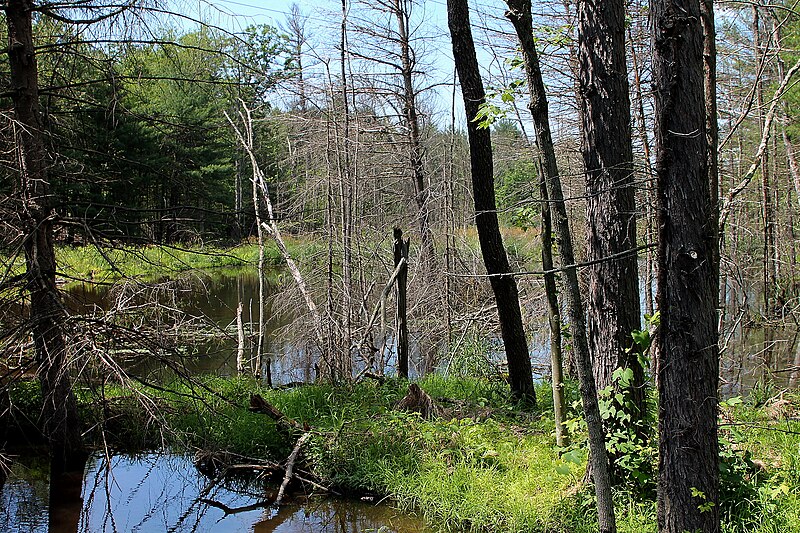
[226,105,326,365]
[3,0,91,477]
[348,0,437,264]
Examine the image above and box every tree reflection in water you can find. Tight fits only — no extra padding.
[0,453,429,533]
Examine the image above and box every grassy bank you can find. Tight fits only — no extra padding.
[0,236,322,284]
[60,237,326,282]
[1,227,541,285]
[7,375,799,533]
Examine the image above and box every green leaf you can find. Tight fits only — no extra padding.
[563,450,583,464]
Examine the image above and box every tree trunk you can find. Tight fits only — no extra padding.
[504,1,615,530]
[446,0,536,404]
[393,0,435,264]
[540,174,567,446]
[339,0,354,382]
[651,0,720,531]
[394,228,410,378]
[6,0,86,475]
[701,0,723,345]
[577,0,644,455]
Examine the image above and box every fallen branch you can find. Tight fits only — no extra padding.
[274,432,312,507]
[200,498,272,516]
[249,393,301,434]
[361,371,386,384]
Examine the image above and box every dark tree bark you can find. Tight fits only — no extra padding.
[577,0,644,475]
[446,0,536,404]
[394,228,410,378]
[578,0,642,399]
[6,0,86,475]
[504,1,615,530]
[651,0,720,531]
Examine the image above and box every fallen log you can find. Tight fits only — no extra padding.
[249,393,301,434]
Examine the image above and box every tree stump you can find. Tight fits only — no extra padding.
[396,383,440,420]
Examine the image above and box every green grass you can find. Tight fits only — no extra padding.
[0,237,323,284]
[0,227,539,286]
[57,238,323,282]
[6,376,800,533]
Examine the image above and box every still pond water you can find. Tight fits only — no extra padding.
[1,453,430,533]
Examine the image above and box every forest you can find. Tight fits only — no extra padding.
[1,0,800,532]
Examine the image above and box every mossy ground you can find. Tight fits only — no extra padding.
[6,375,799,533]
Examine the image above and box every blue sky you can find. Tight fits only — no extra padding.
[168,0,552,131]
[178,0,466,124]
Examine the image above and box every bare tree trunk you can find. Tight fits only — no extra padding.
[251,150,266,376]
[339,0,354,382]
[226,107,325,357]
[447,0,536,404]
[394,228,410,377]
[651,0,720,531]
[540,174,567,447]
[504,1,614,530]
[577,0,644,462]
[6,0,85,475]
[701,0,724,354]
[236,300,247,375]
[392,0,435,264]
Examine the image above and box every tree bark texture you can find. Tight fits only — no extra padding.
[651,1,720,531]
[504,1,615,530]
[394,228,410,378]
[7,0,86,474]
[577,0,644,433]
[447,0,536,404]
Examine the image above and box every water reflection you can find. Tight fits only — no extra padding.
[0,453,430,533]
[59,267,800,394]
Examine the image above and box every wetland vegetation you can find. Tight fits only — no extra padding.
[3,1,800,532]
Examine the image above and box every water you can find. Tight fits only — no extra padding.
[62,266,800,394]
[62,268,432,384]
[0,453,430,533]
[63,269,311,384]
